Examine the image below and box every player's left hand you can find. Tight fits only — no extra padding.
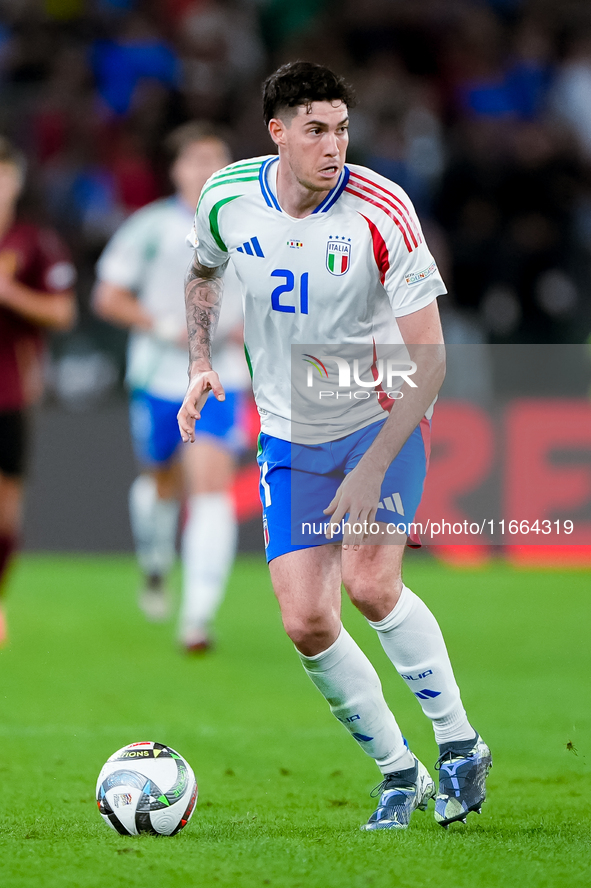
[323,457,385,549]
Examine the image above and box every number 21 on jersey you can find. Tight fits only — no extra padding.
[271,269,309,314]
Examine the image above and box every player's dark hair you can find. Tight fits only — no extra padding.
[164,121,231,161]
[262,61,356,125]
[0,135,27,179]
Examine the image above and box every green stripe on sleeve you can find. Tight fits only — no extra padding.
[208,195,241,252]
[218,160,263,175]
[198,175,259,211]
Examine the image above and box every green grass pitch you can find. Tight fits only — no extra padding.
[0,554,589,887]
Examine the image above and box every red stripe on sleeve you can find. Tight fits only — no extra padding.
[346,186,414,252]
[349,171,422,246]
[360,213,390,283]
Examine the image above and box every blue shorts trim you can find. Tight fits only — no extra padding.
[257,419,428,562]
[129,390,246,466]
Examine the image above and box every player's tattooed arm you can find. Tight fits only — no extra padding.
[178,252,227,443]
[184,251,226,371]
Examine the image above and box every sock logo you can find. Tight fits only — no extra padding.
[414,688,441,700]
[401,669,433,681]
[338,714,360,724]
[351,732,374,742]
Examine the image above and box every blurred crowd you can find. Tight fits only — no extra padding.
[2,0,591,405]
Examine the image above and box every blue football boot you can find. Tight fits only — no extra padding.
[434,733,492,828]
[361,756,435,831]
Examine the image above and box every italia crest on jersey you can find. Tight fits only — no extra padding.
[326,237,351,276]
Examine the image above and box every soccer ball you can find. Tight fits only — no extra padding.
[96,741,198,836]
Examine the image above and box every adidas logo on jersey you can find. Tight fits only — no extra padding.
[377,492,405,515]
[237,236,264,257]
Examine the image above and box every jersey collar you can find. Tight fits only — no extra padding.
[259,156,350,215]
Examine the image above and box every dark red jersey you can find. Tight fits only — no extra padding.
[0,222,76,411]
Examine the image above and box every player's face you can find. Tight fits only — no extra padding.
[171,138,231,208]
[272,101,349,192]
[0,162,23,210]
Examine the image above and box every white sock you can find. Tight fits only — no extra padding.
[128,475,179,578]
[299,626,415,774]
[179,492,237,640]
[368,585,475,745]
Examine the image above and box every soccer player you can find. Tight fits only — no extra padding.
[0,137,77,644]
[94,122,249,651]
[178,63,492,829]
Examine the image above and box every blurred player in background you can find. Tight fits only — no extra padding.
[94,122,248,652]
[0,136,77,644]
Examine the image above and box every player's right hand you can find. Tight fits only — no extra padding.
[177,370,225,443]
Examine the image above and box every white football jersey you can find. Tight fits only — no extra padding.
[97,196,248,401]
[191,156,446,442]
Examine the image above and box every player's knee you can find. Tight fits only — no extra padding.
[345,574,402,615]
[345,580,378,611]
[282,611,335,653]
